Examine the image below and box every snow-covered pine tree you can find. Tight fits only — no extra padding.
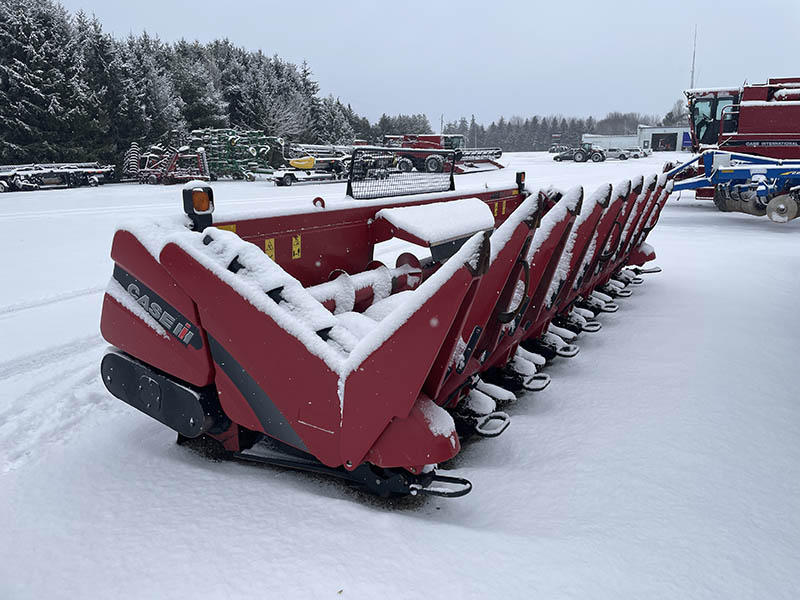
[0,0,87,162]
[340,103,371,141]
[206,39,248,127]
[468,115,483,147]
[239,51,277,133]
[125,32,185,141]
[71,11,140,163]
[0,2,397,164]
[171,40,228,131]
[315,96,355,145]
[299,60,321,142]
[105,39,151,156]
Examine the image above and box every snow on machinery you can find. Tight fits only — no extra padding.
[0,162,115,192]
[669,150,800,223]
[123,142,210,185]
[188,129,275,181]
[341,146,461,199]
[268,138,351,186]
[684,77,800,200]
[98,161,673,498]
[383,134,504,174]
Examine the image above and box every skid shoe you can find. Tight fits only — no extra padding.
[601,282,632,298]
[630,265,661,275]
[615,270,637,284]
[553,317,582,336]
[629,265,661,283]
[452,388,511,439]
[234,437,472,498]
[554,310,602,334]
[522,333,580,360]
[577,295,618,314]
[482,364,551,393]
[582,321,602,332]
[548,323,578,343]
[453,408,511,439]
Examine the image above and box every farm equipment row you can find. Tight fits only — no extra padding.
[0,162,114,193]
[99,165,672,499]
[383,134,504,174]
[271,135,505,187]
[98,131,508,190]
[188,128,275,181]
[123,142,210,184]
[269,141,350,186]
[271,145,462,189]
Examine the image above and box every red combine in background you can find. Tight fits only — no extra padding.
[685,77,800,199]
[383,134,504,174]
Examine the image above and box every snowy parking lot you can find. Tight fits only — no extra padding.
[1,152,799,599]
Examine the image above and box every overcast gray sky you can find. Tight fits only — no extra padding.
[58,0,800,126]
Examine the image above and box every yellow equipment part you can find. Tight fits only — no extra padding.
[289,156,315,170]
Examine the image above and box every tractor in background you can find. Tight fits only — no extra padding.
[553,142,606,163]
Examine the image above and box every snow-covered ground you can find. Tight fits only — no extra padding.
[1,152,799,599]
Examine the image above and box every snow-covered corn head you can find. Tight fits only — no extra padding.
[99,169,671,498]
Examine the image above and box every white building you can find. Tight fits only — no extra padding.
[636,125,692,152]
[582,133,638,149]
[582,125,692,152]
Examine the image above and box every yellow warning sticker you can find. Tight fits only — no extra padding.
[511,189,519,195]
[264,238,275,260]
[291,234,301,259]
[502,200,507,215]
[217,224,237,233]
[493,203,498,216]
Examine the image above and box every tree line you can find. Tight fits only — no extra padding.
[0,0,687,167]
[441,106,688,152]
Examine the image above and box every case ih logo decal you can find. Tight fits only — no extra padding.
[722,140,800,148]
[113,266,203,350]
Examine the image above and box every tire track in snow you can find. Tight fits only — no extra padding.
[0,359,117,474]
[0,334,104,381]
[0,286,105,316]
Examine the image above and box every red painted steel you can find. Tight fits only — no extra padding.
[98,169,673,488]
[424,198,545,407]
[479,190,581,371]
[687,77,800,160]
[548,185,612,316]
[101,231,215,387]
[572,182,630,301]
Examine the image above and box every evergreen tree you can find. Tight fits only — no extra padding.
[298,60,321,141]
[126,32,185,140]
[206,39,248,127]
[341,103,372,140]
[467,115,482,147]
[172,40,228,131]
[71,11,145,163]
[0,0,668,168]
[315,95,355,144]
[0,0,87,162]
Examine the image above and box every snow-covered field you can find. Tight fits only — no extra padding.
[1,152,799,599]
